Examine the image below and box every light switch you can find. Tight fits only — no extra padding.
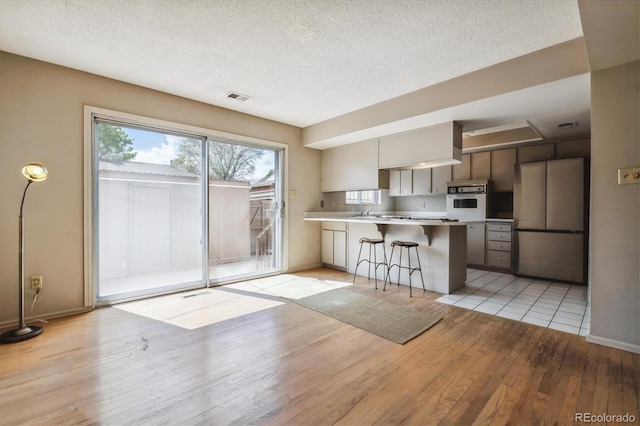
[289,190,297,198]
[618,167,640,184]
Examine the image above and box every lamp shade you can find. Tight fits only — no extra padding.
[22,163,48,182]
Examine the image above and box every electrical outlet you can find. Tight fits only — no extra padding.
[31,275,43,291]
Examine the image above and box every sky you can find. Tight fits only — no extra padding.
[122,127,275,181]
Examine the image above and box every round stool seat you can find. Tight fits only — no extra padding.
[359,237,385,244]
[391,240,419,248]
[353,236,388,288]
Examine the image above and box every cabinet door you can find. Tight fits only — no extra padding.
[518,143,554,163]
[412,169,432,195]
[400,170,413,195]
[321,138,389,191]
[490,148,517,191]
[333,231,347,268]
[487,251,512,269]
[546,158,584,231]
[467,224,486,265]
[514,162,546,230]
[555,138,590,159]
[431,165,451,194]
[452,154,471,181]
[322,230,334,264]
[389,171,401,196]
[470,151,491,180]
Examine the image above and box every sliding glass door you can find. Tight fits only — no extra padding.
[207,140,281,283]
[94,119,282,303]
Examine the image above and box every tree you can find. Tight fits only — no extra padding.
[171,139,265,182]
[256,168,274,183]
[98,124,137,162]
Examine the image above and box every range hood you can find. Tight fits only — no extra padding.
[378,121,462,170]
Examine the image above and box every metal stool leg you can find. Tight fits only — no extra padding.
[372,243,378,289]
[383,245,395,291]
[415,246,426,292]
[353,240,365,283]
[407,247,412,297]
[367,242,373,280]
[397,247,403,287]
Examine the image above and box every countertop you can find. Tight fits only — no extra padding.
[304,212,468,226]
[304,212,513,225]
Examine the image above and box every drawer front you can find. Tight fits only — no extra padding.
[487,250,512,269]
[487,231,512,242]
[487,240,512,252]
[487,223,513,232]
[322,221,347,231]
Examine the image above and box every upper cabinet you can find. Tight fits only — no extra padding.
[321,138,390,192]
[490,148,517,191]
[452,154,471,181]
[431,165,451,194]
[379,122,462,169]
[412,169,433,195]
[555,138,590,159]
[517,143,554,163]
[452,152,490,181]
[389,169,433,196]
[470,151,491,180]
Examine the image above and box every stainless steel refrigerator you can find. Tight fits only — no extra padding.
[513,157,586,283]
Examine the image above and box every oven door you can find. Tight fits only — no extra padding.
[446,194,487,221]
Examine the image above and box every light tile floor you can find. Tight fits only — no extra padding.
[436,268,590,336]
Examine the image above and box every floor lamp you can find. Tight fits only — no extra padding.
[1,163,48,344]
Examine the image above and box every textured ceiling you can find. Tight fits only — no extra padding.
[0,0,584,129]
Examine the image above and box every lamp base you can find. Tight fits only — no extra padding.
[0,325,43,343]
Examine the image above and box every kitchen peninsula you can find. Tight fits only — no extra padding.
[305,213,468,294]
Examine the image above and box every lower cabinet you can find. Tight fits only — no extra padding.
[322,222,347,268]
[466,224,486,266]
[466,221,514,271]
[486,222,513,270]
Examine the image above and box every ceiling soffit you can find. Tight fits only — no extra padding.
[302,38,590,148]
[578,0,640,72]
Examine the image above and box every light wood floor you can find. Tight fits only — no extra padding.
[1,268,638,425]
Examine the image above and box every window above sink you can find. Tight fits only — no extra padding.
[345,190,381,205]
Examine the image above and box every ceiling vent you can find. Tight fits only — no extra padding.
[226,92,252,102]
[462,121,543,152]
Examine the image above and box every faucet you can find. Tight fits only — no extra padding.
[366,209,372,216]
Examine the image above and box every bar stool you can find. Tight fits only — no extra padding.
[353,237,388,289]
[384,240,425,297]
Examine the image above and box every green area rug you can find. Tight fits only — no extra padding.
[286,288,441,344]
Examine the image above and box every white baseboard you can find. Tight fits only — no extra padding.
[285,263,323,273]
[0,306,93,329]
[587,334,640,354]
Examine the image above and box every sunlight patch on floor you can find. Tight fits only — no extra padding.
[245,274,353,299]
[114,274,352,329]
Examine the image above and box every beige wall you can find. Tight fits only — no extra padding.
[588,60,640,349]
[0,51,322,323]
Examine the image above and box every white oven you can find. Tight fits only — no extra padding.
[446,180,489,221]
